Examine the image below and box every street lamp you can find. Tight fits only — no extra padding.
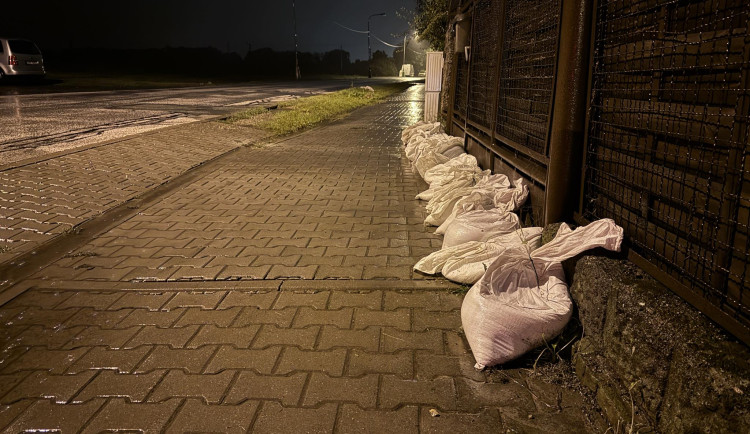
[368,12,386,78]
[402,31,417,76]
[293,0,301,79]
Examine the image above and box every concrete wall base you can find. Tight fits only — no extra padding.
[566,255,750,433]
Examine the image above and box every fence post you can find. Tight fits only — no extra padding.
[544,0,594,225]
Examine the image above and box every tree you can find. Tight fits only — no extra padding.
[414,0,451,51]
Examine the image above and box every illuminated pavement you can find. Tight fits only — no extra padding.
[0,86,605,432]
[0,78,415,165]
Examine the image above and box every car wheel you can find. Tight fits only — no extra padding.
[0,70,4,81]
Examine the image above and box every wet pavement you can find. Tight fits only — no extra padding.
[0,78,414,164]
[0,85,606,432]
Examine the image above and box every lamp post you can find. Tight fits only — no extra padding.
[293,0,300,79]
[367,12,386,78]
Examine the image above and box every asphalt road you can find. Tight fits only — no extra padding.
[0,77,416,165]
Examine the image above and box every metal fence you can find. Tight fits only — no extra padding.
[467,0,502,128]
[495,0,561,156]
[443,0,750,343]
[582,0,750,339]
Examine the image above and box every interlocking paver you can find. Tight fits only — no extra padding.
[2,399,104,433]
[379,375,457,411]
[293,306,353,328]
[303,372,379,408]
[275,347,347,376]
[74,369,164,402]
[224,371,307,405]
[204,346,282,374]
[136,345,217,374]
[83,398,181,433]
[67,346,151,374]
[347,349,414,378]
[338,404,419,434]
[2,371,97,404]
[187,324,261,348]
[354,308,411,331]
[148,370,234,403]
[3,347,89,374]
[317,325,380,351]
[252,401,337,433]
[166,399,258,433]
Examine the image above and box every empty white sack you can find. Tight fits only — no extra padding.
[414,227,543,285]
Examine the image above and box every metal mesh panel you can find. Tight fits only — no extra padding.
[584,0,750,336]
[467,0,501,128]
[454,53,469,116]
[495,0,561,156]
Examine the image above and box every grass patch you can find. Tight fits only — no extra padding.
[222,106,269,123]
[226,83,412,135]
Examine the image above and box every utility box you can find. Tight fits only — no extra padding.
[424,51,444,122]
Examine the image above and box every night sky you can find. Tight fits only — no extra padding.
[2,0,417,61]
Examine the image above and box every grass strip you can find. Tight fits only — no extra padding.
[224,83,413,135]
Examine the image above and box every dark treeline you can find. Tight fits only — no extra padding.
[42,46,403,78]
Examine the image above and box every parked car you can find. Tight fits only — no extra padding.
[0,38,45,80]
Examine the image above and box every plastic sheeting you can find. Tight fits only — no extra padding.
[461,219,624,368]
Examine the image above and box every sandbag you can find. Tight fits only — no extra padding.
[442,210,520,248]
[416,170,484,201]
[414,228,543,284]
[413,150,451,179]
[406,133,462,163]
[423,153,480,186]
[436,177,527,237]
[461,219,624,369]
[401,121,441,145]
[424,173,510,227]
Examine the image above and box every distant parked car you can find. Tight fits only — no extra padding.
[0,38,45,80]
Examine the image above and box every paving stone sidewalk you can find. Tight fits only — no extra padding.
[0,86,605,432]
[0,121,270,268]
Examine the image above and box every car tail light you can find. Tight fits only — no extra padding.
[9,55,18,66]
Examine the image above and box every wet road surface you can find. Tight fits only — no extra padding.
[0,78,412,165]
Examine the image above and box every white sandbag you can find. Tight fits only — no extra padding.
[435,191,497,236]
[424,173,510,227]
[442,210,520,248]
[444,229,543,283]
[413,150,451,179]
[414,228,543,284]
[401,121,441,145]
[406,133,462,163]
[461,219,624,369]
[416,170,483,201]
[423,153,480,186]
[435,177,525,237]
[442,146,465,159]
[493,178,530,213]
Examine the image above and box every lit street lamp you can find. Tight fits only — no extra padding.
[368,12,386,78]
[402,30,417,76]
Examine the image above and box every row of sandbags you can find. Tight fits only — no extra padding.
[402,122,532,284]
[401,121,624,369]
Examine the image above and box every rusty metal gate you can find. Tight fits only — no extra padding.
[580,0,750,342]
